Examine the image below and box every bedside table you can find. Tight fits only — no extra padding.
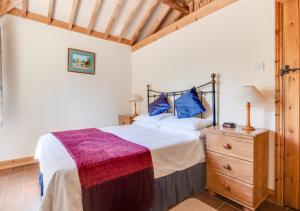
[204,126,269,211]
[119,115,134,125]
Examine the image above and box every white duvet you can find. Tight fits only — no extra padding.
[35,124,206,211]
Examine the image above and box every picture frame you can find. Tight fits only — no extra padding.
[68,48,96,74]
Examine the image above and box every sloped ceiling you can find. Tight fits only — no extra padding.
[3,0,235,49]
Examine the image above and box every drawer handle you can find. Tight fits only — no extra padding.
[223,164,231,170]
[223,143,232,150]
[223,184,231,191]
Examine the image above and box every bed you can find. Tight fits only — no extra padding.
[35,74,217,211]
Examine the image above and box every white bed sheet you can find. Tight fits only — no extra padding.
[35,124,206,211]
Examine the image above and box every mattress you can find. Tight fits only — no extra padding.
[35,124,206,211]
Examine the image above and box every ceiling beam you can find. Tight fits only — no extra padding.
[69,0,79,30]
[104,0,124,39]
[118,0,143,41]
[47,0,55,24]
[145,6,171,37]
[0,0,23,16]
[22,0,27,18]
[87,0,102,34]
[160,0,189,14]
[8,8,132,45]
[131,0,160,44]
[157,10,181,30]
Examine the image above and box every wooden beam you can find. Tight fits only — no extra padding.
[87,0,102,34]
[104,0,124,39]
[158,10,182,30]
[131,0,160,44]
[69,0,79,30]
[160,0,189,14]
[8,8,132,46]
[48,0,55,24]
[118,0,143,41]
[0,0,23,16]
[22,0,27,18]
[145,6,171,37]
[132,0,238,51]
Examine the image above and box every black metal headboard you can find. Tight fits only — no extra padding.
[147,73,217,126]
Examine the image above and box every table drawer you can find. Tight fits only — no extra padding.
[206,133,254,161]
[206,151,253,184]
[207,170,253,206]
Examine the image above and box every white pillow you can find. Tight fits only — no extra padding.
[160,116,212,131]
[134,113,173,127]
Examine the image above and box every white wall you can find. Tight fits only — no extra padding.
[131,0,275,189]
[0,16,132,160]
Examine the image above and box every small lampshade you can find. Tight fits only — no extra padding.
[238,86,265,103]
[129,94,143,102]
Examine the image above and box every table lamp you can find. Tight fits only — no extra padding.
[238,86,265,131]
[129,94,143,116]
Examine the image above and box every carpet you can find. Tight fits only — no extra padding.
[170,198,217,211]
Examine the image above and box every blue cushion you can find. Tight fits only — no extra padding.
[148,94,171,116]
[175,87,206,118]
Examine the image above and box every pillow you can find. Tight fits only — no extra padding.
[133,113,172,127]
[160,116,212,131]
[134,113,172,123]
[148,94,171,116]
[174,87,206,118]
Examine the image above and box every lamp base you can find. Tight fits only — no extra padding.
[242,125,255,131]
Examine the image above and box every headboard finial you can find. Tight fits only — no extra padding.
[147,84,151,90]
[211,73,216,82]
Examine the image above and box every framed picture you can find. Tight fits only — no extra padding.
[68,48,96,74]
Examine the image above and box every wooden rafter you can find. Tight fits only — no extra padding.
[132,0,237,51]
[160,0,189,14]
[87,0,102,34]
[69,0,79,30]
[48,0,55,24]
[8,8,132,45]
[0,0,23,16]
[118,0,143,41]
[145,6,171,37]
[131,0,159,44]
[22,0,27,18]
[158,10,181,30]
[104,0,124,39]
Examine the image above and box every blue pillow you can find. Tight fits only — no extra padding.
[175,87,206,118]
[148,94,171,116]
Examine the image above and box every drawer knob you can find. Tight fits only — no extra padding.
[223,164,231,170]
[223,184,231,191]
[223,143,232,150]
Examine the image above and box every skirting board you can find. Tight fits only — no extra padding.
[0,156,38,170]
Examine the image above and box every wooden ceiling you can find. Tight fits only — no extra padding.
[1,0,237,50]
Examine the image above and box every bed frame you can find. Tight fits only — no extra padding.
[147,73,217,126]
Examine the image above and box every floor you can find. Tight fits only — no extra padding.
[0,164,295,211]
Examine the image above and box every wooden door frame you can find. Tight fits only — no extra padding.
[275,1,284,205]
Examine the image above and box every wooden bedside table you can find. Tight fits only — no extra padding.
[119,115,134,125]
[204,126,269,211]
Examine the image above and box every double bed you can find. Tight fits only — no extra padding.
[35,74,217,211]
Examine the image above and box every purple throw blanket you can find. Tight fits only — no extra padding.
[52,128,154,211]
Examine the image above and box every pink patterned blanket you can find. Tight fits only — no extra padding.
[52,128,154,211]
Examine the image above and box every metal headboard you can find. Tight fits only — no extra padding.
[147,73,217,126]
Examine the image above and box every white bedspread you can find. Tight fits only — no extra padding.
[35,124,206,211]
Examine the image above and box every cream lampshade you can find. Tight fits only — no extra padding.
[238,86,265,131]
[129,94,143,116]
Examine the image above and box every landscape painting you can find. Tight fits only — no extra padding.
[68,48,95,74]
